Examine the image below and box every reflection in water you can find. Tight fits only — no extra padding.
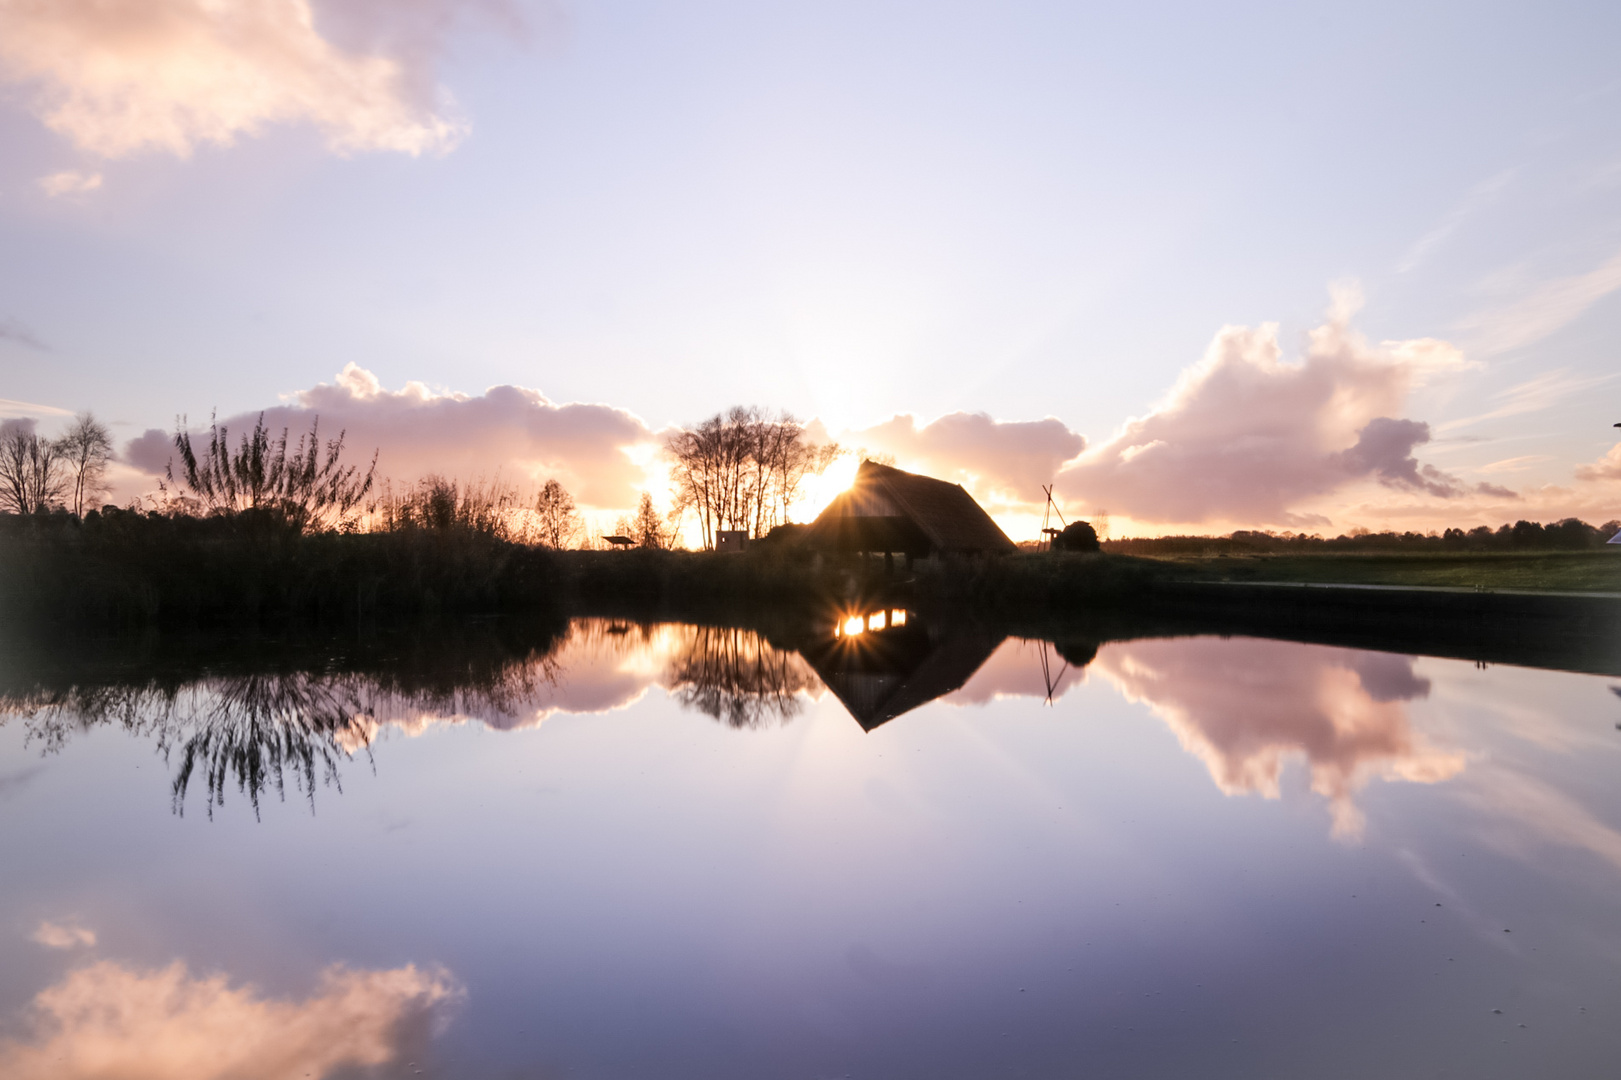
[1,616,1483,831]
[7,655,562,818]
[0,957,460,1080]
[1093,637,1466,837]
[803,608,1003,731]
[664,624,821,728]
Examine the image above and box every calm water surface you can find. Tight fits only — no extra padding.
[2,615,1620,1078]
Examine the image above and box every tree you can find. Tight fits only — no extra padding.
[665,406,840,549]
[170,413,376,532]
[629,491,669,549]
[55,412,114,517]
[0,419,66,514]
[534,478,582,548]
[1054,521,1100,552]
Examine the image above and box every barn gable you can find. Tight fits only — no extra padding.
[809,461,1016,556]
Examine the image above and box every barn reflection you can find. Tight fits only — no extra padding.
[800,608,1004,731]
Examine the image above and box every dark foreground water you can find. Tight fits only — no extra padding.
[2,613,1620,1079]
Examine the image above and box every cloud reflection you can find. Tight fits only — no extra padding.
[0,959,460,1080]
[1093,638,1466,838]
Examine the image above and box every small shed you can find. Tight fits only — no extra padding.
[716,530,749,553]
[807,461,1016,558]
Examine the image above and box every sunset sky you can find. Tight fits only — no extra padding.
[2,0,1619,539]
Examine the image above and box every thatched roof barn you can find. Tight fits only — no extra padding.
[808,461,1016,557]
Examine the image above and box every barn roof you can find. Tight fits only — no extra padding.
[809,461,1017,555]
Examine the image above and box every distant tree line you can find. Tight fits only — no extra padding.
[1105,519,1621,556]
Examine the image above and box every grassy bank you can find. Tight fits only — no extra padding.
[1141,549,1621,592]
[0,508,1169,629]
[0,508,565,628]
[6,506,1619,636]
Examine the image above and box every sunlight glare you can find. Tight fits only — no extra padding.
[842,615,865,637]
[797,454,860,521]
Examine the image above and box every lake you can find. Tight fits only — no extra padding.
[2,610,1620,1078]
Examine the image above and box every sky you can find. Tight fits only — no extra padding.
[1,0,1620,539]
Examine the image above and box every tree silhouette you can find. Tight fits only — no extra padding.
[534,478,583,548]
[665,406,840,549]
[56,412,114,517]
[0,419,65,514]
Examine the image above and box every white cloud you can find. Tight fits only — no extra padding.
[1055,290,1484,526]
[0,959,460,1080]
[0,0,505,160]
[0,396,70,418]
[35,169,101,197]
[30,920,95,949]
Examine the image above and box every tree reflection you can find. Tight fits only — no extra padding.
[665,625,820,728]
[0,624,566,818]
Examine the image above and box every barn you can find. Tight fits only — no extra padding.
[807,460,1016,558]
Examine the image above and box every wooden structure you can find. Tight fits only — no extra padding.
[807,461,1016,558]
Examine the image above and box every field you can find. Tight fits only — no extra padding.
[1144,549,1621,593]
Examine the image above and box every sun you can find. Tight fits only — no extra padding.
[796,454,860,521]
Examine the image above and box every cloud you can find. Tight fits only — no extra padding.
[36,169,101,197]
[1464,248,1621,356]
[1438,368,1620,433]
[30,920,95,949]
[1396,169,1515,274]
[1094,637,1466,839]
[0,0,512,160]
[0,397,70,419]
[1575,442,1621,482]
[843,412,1086,504]
[1056,291,1479,525]
[0,959,460,1080]
[0,318,50,351]
[126,364,659,509]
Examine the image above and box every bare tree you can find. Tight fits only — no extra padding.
[55,412,114,516]
[534,478,582,548]
[170,412,377,532]
[665,407,840,549]
[0,418,66,514]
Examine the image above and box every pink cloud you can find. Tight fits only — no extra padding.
[0,0,516,161]
[1575,442,1621,483]
[0,959,460,1080]
[844,412,1085,504]
[1093,636,1465,838]
[125,364,657,510]
[1056,294,1493,526]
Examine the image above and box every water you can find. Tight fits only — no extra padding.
[2,612,1620,1078]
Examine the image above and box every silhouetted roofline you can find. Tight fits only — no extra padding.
[809,460,1017,555]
